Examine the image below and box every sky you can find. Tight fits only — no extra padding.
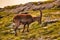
[0,0,47,8]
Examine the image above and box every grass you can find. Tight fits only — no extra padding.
[0,9,60,40]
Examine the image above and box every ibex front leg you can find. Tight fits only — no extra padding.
[22,24,26,33]
[14,22,20,36]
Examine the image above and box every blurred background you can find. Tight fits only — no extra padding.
[0,0,60,40]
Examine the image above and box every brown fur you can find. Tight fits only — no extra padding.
[13,14,33,36]
[13,10,42,36]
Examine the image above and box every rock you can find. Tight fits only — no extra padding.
[8,23,15,28]
[1,0,60,13]
[41,19,58,27]
[45,3,54,9]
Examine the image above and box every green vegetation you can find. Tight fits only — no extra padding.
[0,9,60,40]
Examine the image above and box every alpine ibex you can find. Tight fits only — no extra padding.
[13,9,42,36]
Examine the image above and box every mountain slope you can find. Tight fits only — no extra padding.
[0,0,60,13]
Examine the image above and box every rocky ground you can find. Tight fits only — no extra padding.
[0,9,60,40]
